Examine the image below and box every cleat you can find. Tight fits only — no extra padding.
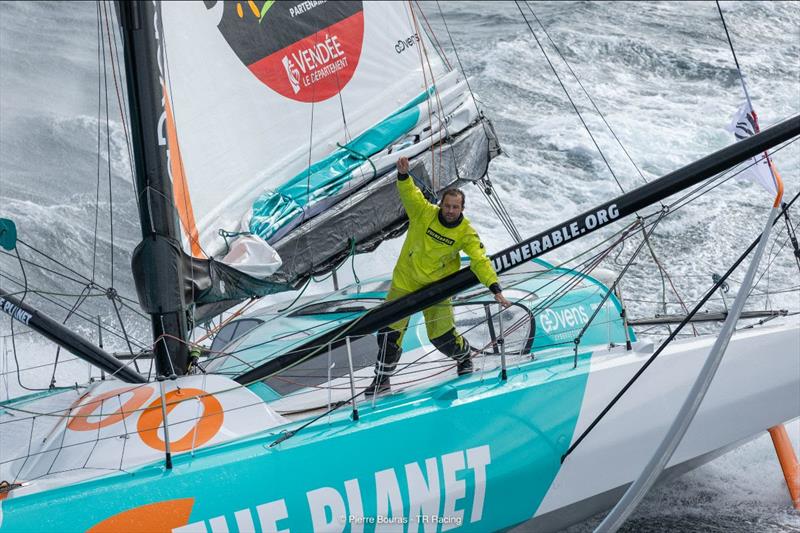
[364,375,391,396]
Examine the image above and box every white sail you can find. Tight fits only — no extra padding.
[156,1,478,277]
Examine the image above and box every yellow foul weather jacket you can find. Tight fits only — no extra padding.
[391,174,500,293]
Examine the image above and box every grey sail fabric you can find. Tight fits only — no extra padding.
[272,117,501,283]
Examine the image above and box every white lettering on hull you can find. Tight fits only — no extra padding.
[176,445,492,533]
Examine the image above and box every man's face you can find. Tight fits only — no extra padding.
[440,193,464,224]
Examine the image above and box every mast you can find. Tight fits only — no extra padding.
[235,114,800,385]
[117,2,188,376]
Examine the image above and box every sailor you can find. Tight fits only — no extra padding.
[365,156,511,396]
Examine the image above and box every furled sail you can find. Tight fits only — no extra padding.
[124,0,499,322]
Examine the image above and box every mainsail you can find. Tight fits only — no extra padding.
[122,0,499,331]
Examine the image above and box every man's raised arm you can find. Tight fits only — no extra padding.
[395,157,432,220]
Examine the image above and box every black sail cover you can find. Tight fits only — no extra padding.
[121,1,500,324]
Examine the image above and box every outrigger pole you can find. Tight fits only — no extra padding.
[0,289,147,384]
[236,114,800,385]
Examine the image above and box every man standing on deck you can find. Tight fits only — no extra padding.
[365,156,511,396]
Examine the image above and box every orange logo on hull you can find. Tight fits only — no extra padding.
[67,386,154,431]
[137,388,224,452]
[87,498,195,533]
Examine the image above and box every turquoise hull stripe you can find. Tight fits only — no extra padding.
[250,90,432,242]
[1,353,592,533]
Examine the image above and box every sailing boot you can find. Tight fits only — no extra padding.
[366,327,402,396]
[456,356,474,376]
[364,374,390,396]
[431,329,474,376]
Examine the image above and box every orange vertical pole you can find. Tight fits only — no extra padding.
[768,424,800,509]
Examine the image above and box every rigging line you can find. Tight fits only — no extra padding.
[573,214,664,360]
[673,155,796,221]
[223,200,693,375]
[92,1,103,283]
[193,297,259,344]
[519,219,643,308]
[747,224,797,300]
[271,307,537,446]
[716,1,779,193]
[407,1,442,190]
[99,0,114,289]
[523,216,673,332]
[488,183,522,242]
[528,232,621,320]
[0,250,90,287]
[19,238,95,285]
[283,39,320,279]
[105,0,138,208]
[514,0,626,194]
[481,188,519,243]
[487,219,640,313]
[9,248,46,392]
[638,221,698,336]
[524,1,649,186]
[0,256,149,320]
[423,3,521,245]
[412,0,452,70]
[409,0,449,154]
[204,299,504,368]
[530,213,662,289]
[477,176,522,243]
[0,273,149,350]
[667,137,798,214]
[110,295,141,373]
[417,2,451,190]
[780,201,800,272]
[48,284,94,389]
[434,0,491,142]
[511,5,691,326]
[561,189,800,463]
[0,355,82,376]
[715,1,753,110]
[101,0,133,176]
[11,416,36,486]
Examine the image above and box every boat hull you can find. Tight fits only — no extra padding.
[1,319,797,532]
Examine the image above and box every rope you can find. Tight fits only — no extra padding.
[513,0,626,194]
[561,189,800,462]
[349,238,361,285]
[780,204,800,272]
[104,0,138,209]
[335,143,377,179]
[218,229,252,256]
[48,284,94,388]
[412,1,452,70]
[477,175,523,243]
[407,1,444,190]
[8,247,44,392]
[517,2,691,329]
[92,1,103,283]
[524,2,649,186]
[99,0,115,288]
[716,1,779,192]
[434,0,491,141]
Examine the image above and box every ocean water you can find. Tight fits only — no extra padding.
[1,1,799,531]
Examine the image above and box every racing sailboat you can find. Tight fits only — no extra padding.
[0,2,798,532]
